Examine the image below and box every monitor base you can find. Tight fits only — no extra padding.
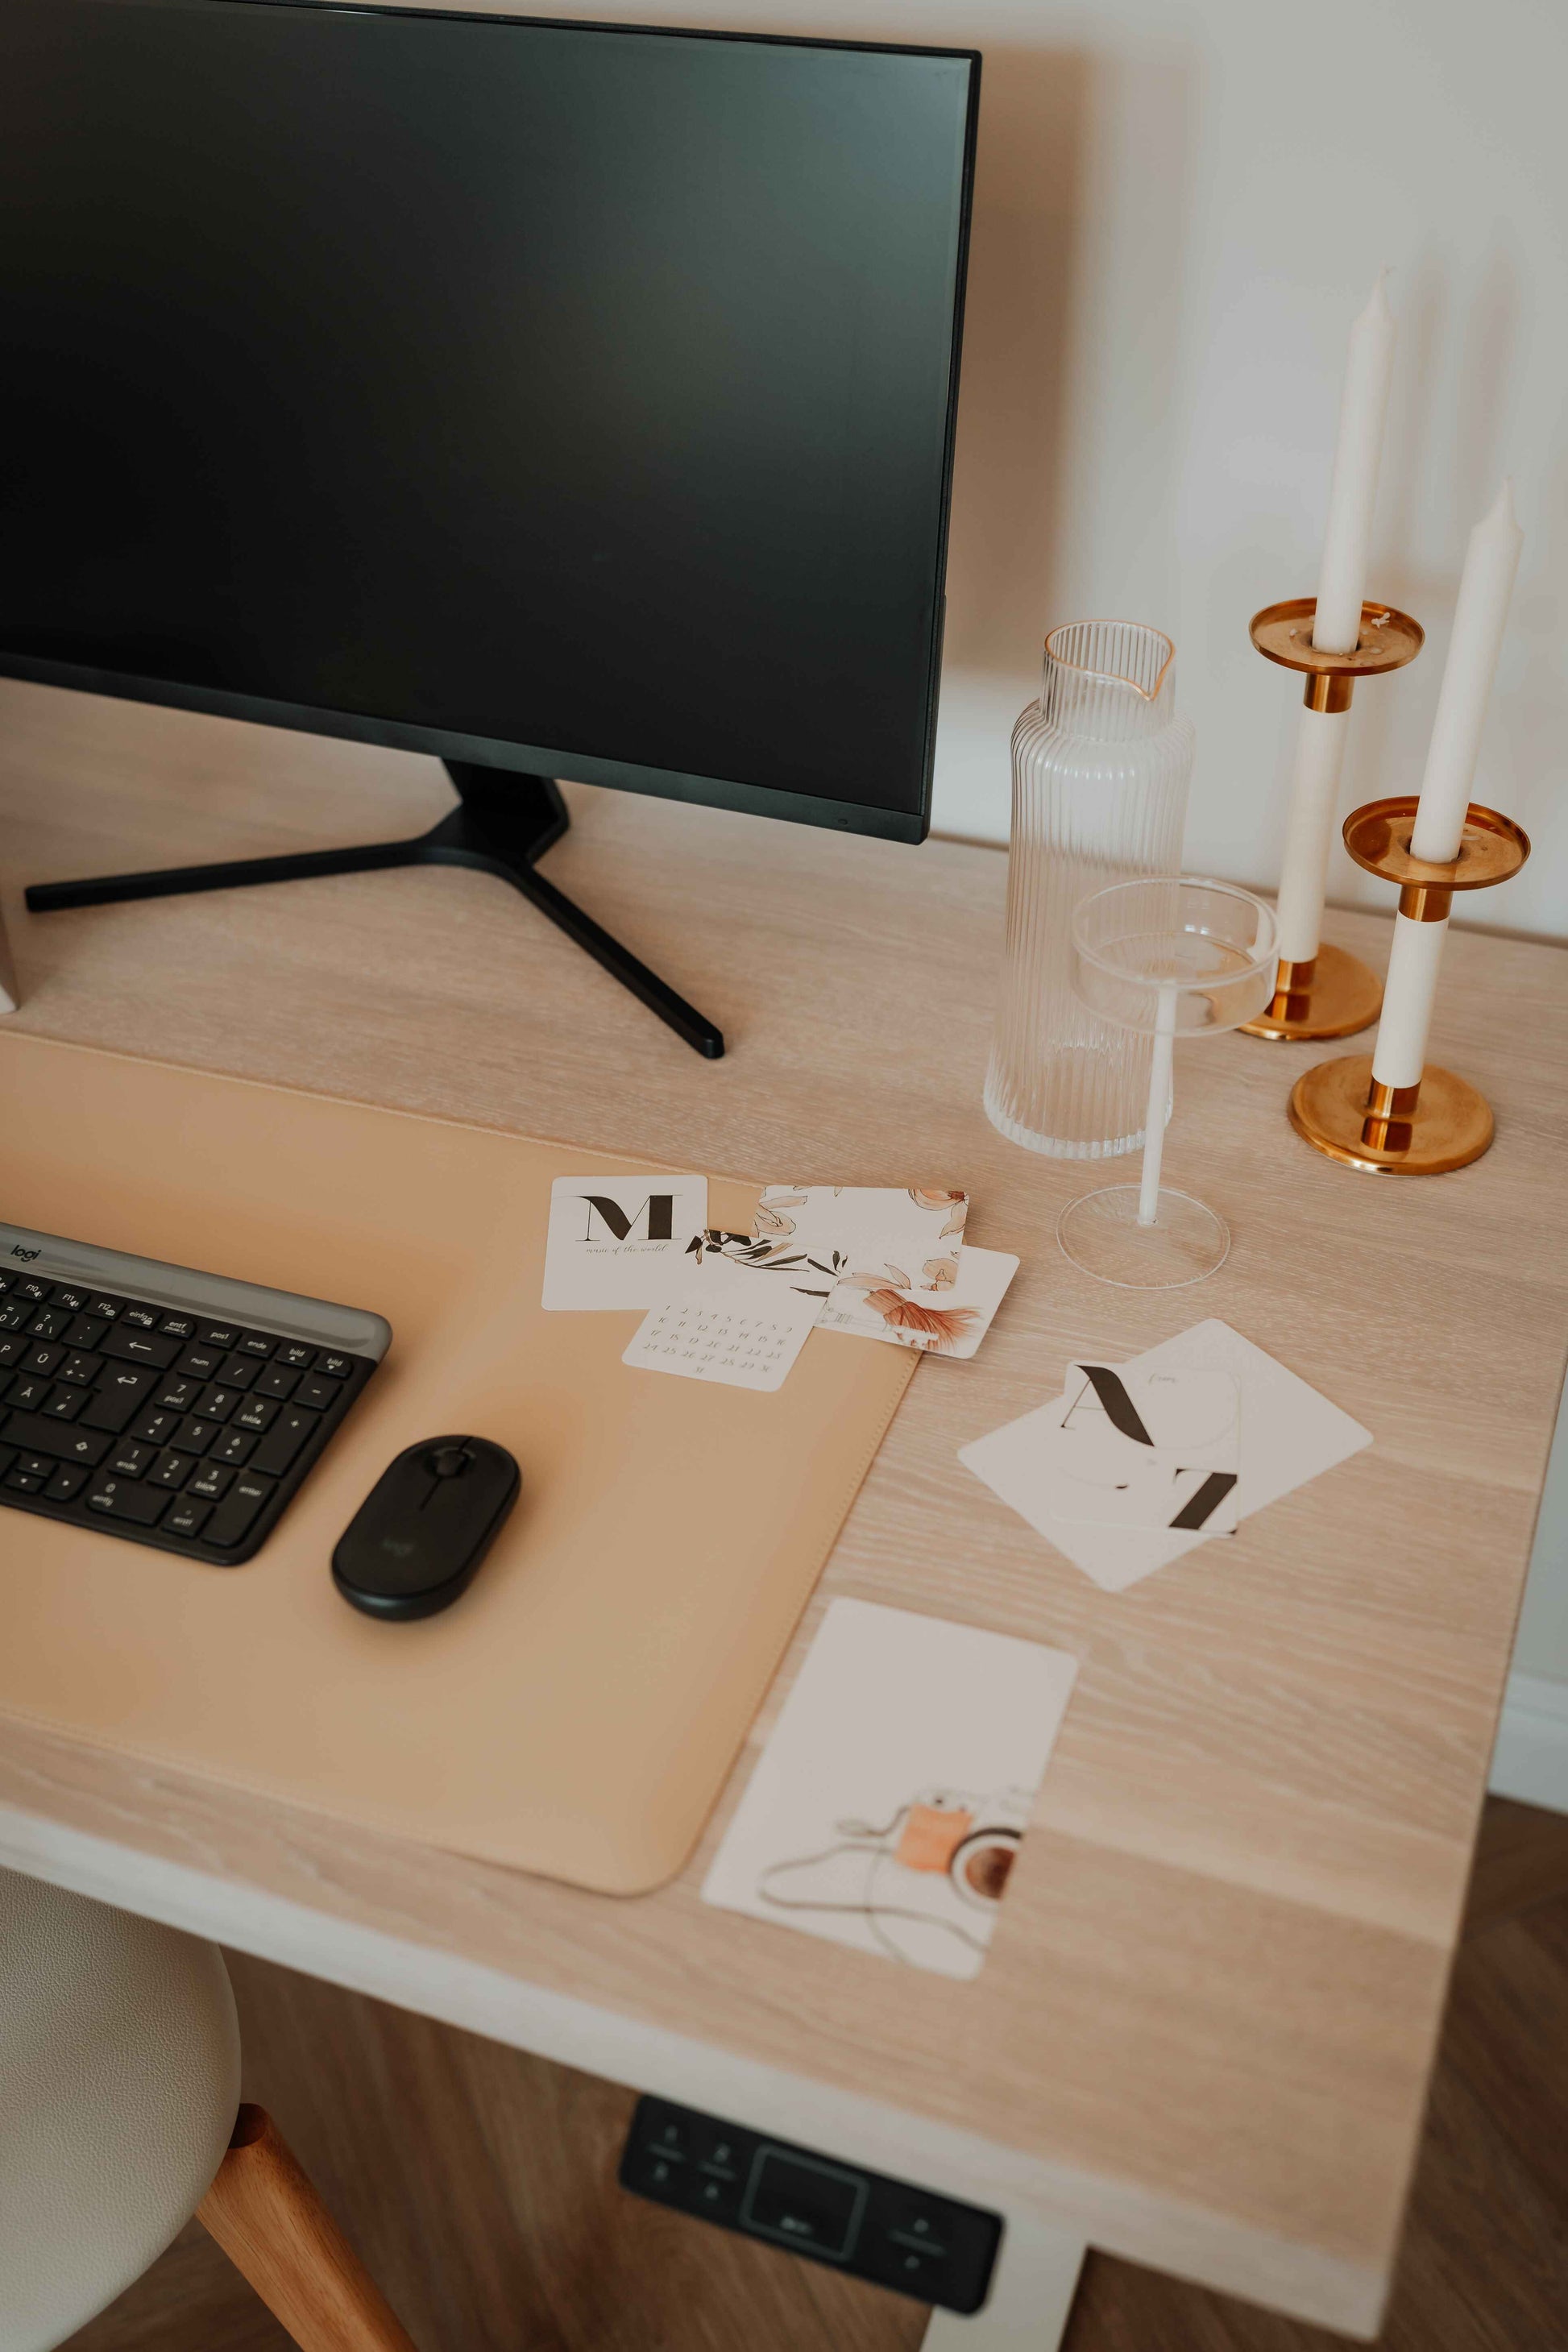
[25,762,724,1060]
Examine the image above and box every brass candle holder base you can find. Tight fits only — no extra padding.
[1242,940,1383,1042]
[1290,795,1530,1176]
[1241,597,1424,1042]
[1288,1053,1493,1173]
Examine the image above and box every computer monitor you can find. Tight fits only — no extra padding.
[0,0,979,1053]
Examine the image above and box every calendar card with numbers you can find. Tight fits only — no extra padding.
[623,1235,827,1392]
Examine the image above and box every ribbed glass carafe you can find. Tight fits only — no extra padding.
[985,620,1194,1158]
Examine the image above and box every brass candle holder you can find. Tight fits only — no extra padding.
[1241,597,1425,1041]
[1288,796,1530,1174]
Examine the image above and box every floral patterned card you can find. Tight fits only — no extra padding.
[746,1185,975,1345]
[817,1242,1018,1359]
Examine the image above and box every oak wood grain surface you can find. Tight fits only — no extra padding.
[2,680,1566,2329]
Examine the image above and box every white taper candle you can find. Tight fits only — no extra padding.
[1313,272,1396,655]
[1369,481,1523,1094]
[1274,703,1350,962]
[1371,914,1446,1089]
[1409,479,1524,862]
[1271,276,1396,967]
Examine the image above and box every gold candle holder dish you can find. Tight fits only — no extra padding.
[1242,597,1425,1043]
[1288,796,1530,1174]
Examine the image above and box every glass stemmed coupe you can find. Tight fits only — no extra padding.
[1056,878,1279,1288]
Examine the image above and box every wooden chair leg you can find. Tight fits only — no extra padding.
[197,2103,421,2352]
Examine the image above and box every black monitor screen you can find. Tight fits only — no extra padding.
[0,0,977,839]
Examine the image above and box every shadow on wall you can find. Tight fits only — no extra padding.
[940,46,1087,688]
[932,42,1198,842]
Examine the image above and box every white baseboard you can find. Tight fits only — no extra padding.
[1489,1674,1568,1814]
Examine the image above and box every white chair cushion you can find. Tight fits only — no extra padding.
[0,1869,241,2352]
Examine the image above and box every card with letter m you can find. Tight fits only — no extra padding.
[541,1172,707,1311]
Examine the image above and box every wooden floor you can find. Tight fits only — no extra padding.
[64,1798,1568,2352]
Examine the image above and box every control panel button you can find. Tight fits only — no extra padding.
[619,2099,1001,2316]
[742,2151,865,2260]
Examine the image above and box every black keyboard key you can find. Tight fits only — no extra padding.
[0,1444,14,1476]
[239,1332,275,1358]
[217,1353,258,1389]
[158,1313,197,1339]
[149,1449,197,1489]
[254,1363,299,1401]
[205,1470,275,1547]
[85,1295,123,1321]
[44,1463,89,1503]
[16,1453,56,1480]
[119,1303,162,1329]
[59,1350,103,1386]
[80,1371,156,1434]
[0,1302,27,1331]
[232,1395,280,1435]
[64,1315,109,1351]
[85,1474,170,1526]
[173,1415,220,1454]
[198,1323,242,1349]
[193,1384,241,1422]
[0,1271,11,1291]
[276,1342,315,1370]
[131,1407,180,1447]
[251,1405,320,1478]
[49,1284,91,1313]
[0,1333,26,1367]
[22,1342,64,1378]
[27,1307,71,1342]
[14,1277,52,1304]
[41,1386,83,1421]
[186,1461,234,1502]
[210,1427,256,1466]
[0,1411,110,1467]
[156,1375,201,1412]
[314,1352,353,1379]
[164,1496,213,1540]
[295,1375,338,1412]
[6,1375,53,1412]
[110,1438,156,1478]
[176,1342,226,1380]
[5,1468,44,1492]
[102,1326,178,1371]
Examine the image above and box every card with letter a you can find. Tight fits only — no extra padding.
[541,1172,707,1310]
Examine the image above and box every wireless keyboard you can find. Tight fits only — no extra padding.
[0,1224,391,1566]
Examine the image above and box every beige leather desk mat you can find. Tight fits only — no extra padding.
[0,1031,917,1894]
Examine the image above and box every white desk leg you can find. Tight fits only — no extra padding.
[920,2211,1085,2351]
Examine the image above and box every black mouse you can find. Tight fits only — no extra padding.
[332,1435,521,1620]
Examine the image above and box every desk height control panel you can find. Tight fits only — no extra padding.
[620,2097,1002,2314]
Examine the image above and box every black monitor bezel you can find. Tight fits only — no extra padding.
[0,0,980,845]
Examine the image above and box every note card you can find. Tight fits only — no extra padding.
[542,1172,707,1311]
[703,1599,1078,1978]
[623,1236,827,1392]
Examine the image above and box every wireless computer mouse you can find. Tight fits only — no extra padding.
[332,1435,520,1620]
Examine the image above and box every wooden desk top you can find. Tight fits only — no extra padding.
[2,680,1566,2336]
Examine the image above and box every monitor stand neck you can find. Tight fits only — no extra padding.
[25,761,724,1059]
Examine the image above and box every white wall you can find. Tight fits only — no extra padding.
[925,0,1566,951]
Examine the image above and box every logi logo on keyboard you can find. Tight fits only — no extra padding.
[8,1244,39,1260]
